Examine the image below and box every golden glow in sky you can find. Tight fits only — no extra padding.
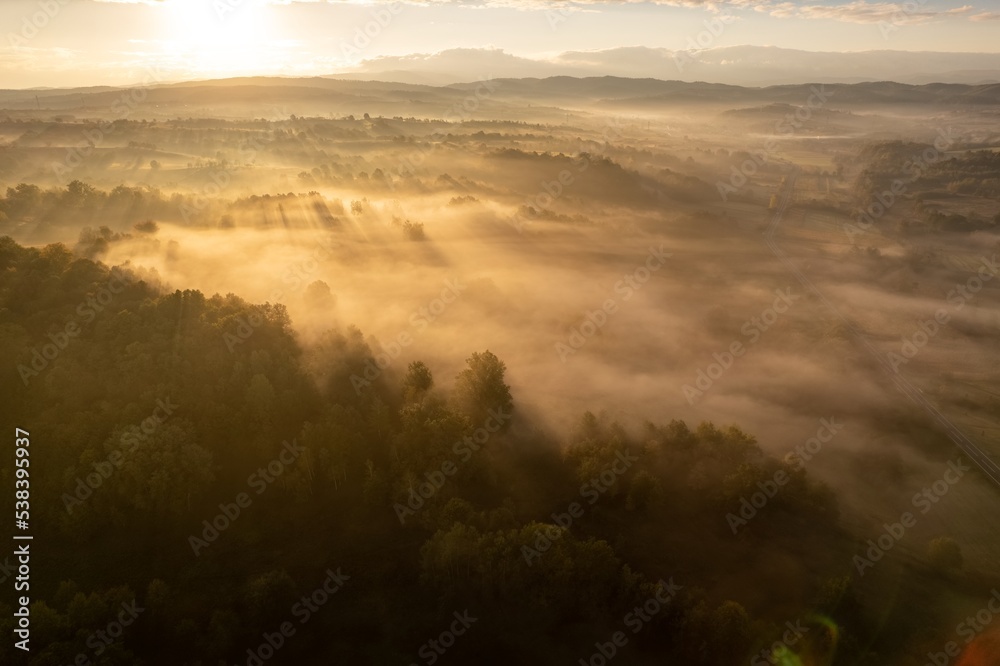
[158,0,284,77]
[1,0,1000,88]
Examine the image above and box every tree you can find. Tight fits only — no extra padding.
[402,220,425,240]
[243,569,297,629]
[246,373,277,426]
[453,350,513,425]
[305,280,335,309]
[402,360,433,401]
[626,470,661,511]
[65,180,97,207]
[707,601,752,663]
[112,421,215,520]
[928,537,963,572]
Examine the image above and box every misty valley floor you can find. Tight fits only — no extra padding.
[2,77,1000,665]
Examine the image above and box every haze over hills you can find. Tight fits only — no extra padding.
[4,47,1000,94]
[3,76,1000,123]
[7,0,1000,661]
[333,46,1000,86]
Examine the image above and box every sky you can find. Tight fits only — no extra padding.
[1,0,1000,88]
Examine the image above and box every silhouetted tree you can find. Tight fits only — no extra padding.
[453,350,513,425]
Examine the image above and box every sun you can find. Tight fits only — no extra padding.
[159,0,278,76]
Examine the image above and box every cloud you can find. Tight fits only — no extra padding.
[758,1,975,25]
[262,0,1000,28]
[79,0,999,23]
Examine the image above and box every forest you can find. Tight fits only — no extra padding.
[0,235,905,665]
[2,68,1000,666]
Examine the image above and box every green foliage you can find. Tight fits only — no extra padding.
[853,143,1000,234]
[0,237,891,665]
[452,350,513,424]
[402,360,433,400]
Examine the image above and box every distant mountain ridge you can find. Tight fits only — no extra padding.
[2,76,999,117]
[4,46,1000,95]
[333,46,1000,87]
